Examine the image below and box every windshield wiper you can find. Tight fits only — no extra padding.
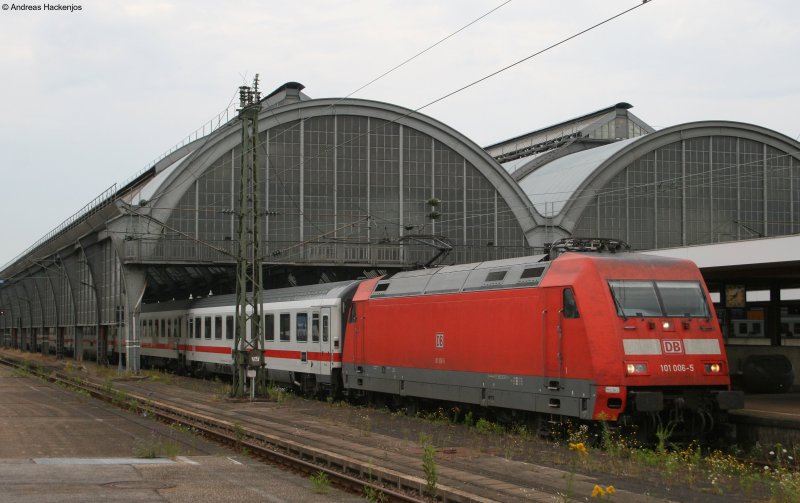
[610,290,628,321]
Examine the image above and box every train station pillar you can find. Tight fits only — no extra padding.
[768,286,782,347]
[75,327,83,362]
[121,265,146,374]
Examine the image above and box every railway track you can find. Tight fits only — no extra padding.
[1,352,698,503]
[0,355,506,503]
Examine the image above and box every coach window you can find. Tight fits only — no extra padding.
[193,317,201,339]
[265,314,275,341]
[322,315,329,342]
[214,316,222,340]
[226,316,234,340]
[312,313,320,343]
[160,319,166,338]
[204,317,211,339]
[563,288,580,319]
[279,313,290,342]
[297,313,308,342]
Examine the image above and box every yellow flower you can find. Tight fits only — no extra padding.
[592,484,605,497]
[569,442,588,456]
[605,485,616,494]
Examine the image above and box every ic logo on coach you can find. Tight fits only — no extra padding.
[662,340,683,354]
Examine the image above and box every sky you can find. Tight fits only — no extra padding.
[1,0,798,268]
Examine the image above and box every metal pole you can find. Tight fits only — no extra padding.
[232,76,265,398]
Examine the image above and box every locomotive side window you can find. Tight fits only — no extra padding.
[312,313,320,343]
[214,316,222,340]
[348,304,357,323]
[297,313,308,342]
[563,288,580,319]
[265,314,275,341]
[226,316,234,340]
[279,313,290,341]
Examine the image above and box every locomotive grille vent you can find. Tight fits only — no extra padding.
[520,267,545,281]
[485,270,507,282]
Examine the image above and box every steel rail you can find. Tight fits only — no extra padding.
[0,356,496,503]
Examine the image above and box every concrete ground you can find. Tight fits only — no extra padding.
[0,365,361,503]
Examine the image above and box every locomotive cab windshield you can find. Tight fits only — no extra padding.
[608,280,711,319]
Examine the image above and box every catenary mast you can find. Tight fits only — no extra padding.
[232,75,265,398]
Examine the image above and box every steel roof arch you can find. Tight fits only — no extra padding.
[539,120,800,233]
[123,97,541,240]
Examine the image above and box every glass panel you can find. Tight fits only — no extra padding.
[226,316,234,340]
[265,314,275,341]
[194,317,201,339]
[204,317,211,339]
[656,281,710,318]
[521,267,544,279]
[280,313,290,342]
[322,316,329,342]
[486,270,507,282]
[563,288,579,319]
[214,316,222,340]
[297,313,308,342]
[608,280,662,317]
[312,313,320,343]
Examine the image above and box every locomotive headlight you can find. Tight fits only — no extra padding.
[662,321,672,330]
[705,362,722,373]
[625,362,648,375]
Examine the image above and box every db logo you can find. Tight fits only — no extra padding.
[662,340,683,354]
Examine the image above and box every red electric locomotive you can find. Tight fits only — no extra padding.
[341,251,743,436]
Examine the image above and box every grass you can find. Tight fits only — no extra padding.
[309,471,331,494]
[419,433,438,497]
[132,433,179,459]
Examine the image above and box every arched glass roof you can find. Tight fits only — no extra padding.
[518,136,641,216]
